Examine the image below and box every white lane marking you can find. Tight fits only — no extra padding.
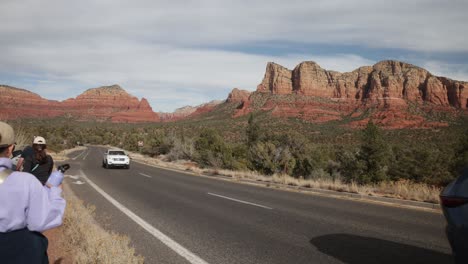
[72,180,85,185]
[72,149,87,160]
[82,150,90,160]
[207,193,273,210]
[79,171,209,264]
[65,175,80,180]
[139,173,152,178]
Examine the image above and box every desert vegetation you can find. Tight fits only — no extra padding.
[9,112,468,203]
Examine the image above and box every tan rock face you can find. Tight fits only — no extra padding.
[159,100,223,121]
[292,61,337,97]
[226,88,251,103]
[0,84,160,122]
[188,100,223,117]
[257,62,293,94]
[236,60,468,128]
[254,60,468,109]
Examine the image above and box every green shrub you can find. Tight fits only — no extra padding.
[194,129,234,169]
[355,121,391,184]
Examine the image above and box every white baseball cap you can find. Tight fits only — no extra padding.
[0,121,15,147]
[33,136,46,145]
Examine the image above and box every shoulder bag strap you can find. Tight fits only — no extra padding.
[31,163,39,172]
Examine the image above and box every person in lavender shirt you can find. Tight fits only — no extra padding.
[0,122,66,264]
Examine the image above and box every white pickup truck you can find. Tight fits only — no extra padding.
[103,149,130,169]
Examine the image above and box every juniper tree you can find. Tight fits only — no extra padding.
[453,127,468,176]
[357,121,391,184]
[247,114,260,147]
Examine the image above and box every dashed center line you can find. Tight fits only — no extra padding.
[207,193,273,210]
[82,150,90,160]
[139,173,152,178]
[72,149,87,160]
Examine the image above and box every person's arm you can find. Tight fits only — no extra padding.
[48,155,54,175]
[16,157,24,171]
[23,156,32,173]
[26,177,66,232]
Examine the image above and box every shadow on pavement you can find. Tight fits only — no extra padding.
[310,234,452,264]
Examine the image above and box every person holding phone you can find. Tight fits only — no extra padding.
[0,121,66,263]
[23,136,54,185]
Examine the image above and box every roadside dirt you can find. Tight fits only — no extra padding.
[44,227,72,264]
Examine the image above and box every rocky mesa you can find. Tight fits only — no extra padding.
[1,60,467,127]
[0,84,160,122]
[236,60,467,128]
[255,60,467,108]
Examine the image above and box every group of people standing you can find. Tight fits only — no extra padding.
[0,121,66,264]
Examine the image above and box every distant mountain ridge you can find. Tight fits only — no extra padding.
[0,84,160,122]
[159,100,223,121]
[1,60,466,127]
[232,60,467,128]
[254,60,467,108]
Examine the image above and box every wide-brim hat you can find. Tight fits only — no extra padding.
[0,121,15,147]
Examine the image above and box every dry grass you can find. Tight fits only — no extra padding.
[11,124,30,148]
[374,180,441,203]
[59,184,145,264]
[49,146,87,162]
[217,171,441,203]
[125,148,441,204]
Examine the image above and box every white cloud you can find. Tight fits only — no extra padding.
[2,0,466,52]
[420,61,468,82]
[0,0,467,111]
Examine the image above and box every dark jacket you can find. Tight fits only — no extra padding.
[23,154,54,185]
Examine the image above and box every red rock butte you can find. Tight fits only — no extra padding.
[1,60,466,127]
[236,60,467,128]
[0,84,160,122]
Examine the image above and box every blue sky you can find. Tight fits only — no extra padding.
[1,0,467,112]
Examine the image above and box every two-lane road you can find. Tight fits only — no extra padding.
[66,146,452,264]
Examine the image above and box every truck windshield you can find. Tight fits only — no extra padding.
[109,151,126,155]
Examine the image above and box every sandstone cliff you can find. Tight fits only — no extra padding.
[256,60,467,109]
[0,85,62,119]
[0,84,160,122]
[2,59,466,128]
[226,88,251,103]
[239,60,467,128]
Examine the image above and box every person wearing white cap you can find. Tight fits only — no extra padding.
[23,136,54,185]
[0,121,66,263]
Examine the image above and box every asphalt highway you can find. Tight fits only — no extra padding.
[66,146,453,264]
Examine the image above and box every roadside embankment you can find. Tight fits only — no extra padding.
[46,182,144,263]
[124,148,442,209]
[47,146,144,263]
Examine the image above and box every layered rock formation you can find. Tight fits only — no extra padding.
[0,85,160,122]
[2,59,466,128]
[110,98,160,122]
[0,85,62,119]
[237,60,468,128]
[257,63,293,94]
[226,88,251,103]
[159,100,223,121]
[256,60,467,109]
